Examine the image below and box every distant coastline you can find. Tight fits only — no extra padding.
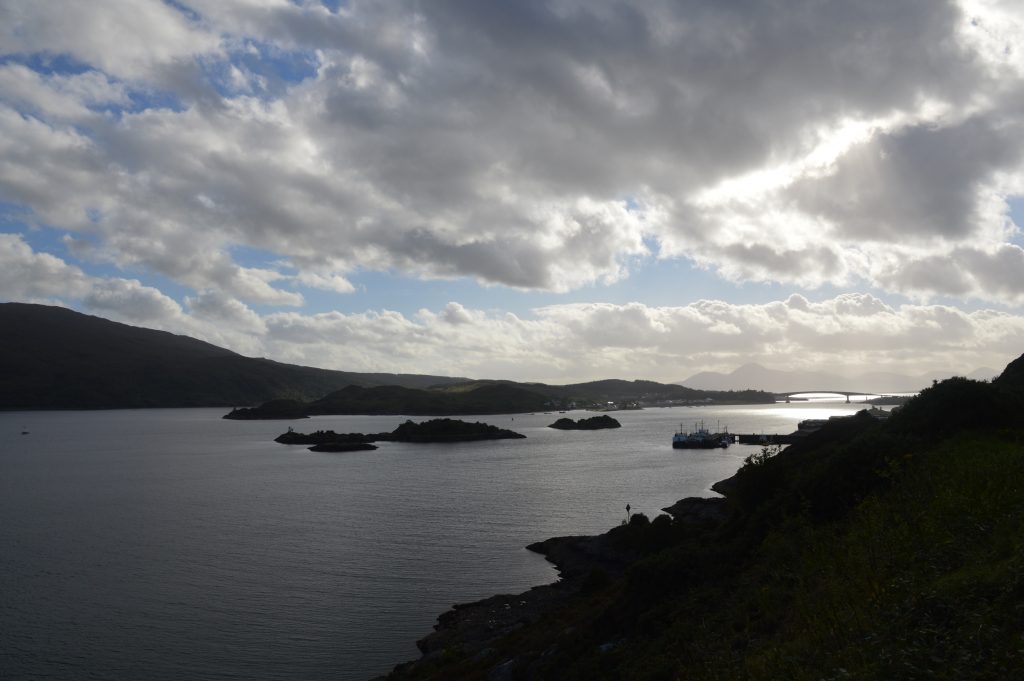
[224,383,775,420]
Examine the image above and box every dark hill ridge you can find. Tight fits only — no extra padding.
[995,352,1024,390]
[437,378,771,406]
[226,379,776,419]
[225,383,553,418]
[308,383,551,415]
[0,302,465,409]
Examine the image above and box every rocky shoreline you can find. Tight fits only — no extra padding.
[382,494,728,679]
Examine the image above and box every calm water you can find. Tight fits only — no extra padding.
[0,403,867,680]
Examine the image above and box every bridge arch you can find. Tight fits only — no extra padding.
[775,390,884,404]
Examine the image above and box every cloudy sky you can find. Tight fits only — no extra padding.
[3,0,1024,383]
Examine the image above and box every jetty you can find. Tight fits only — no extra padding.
[734,432,801,445]
[731,410,892,445]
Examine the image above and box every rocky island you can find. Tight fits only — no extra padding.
[547,414,621,430]
[275,429,374,445]
[275,418,525,451]
[381,418,525,442]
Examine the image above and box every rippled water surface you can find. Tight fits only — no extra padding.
[0,403,866,680]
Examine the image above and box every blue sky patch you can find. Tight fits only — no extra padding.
[200,40,320,99]
[1,52,93,76]
[1007,196,1024,246]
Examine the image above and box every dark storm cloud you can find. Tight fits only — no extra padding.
[791,113,1024,241]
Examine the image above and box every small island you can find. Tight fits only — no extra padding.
[275,429,373,445]
[382,418,526,442]
[275,418,525,451]
[548,415,621,430]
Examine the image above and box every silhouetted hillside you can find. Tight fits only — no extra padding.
[226,377,775,419]
[0,303,465,409]
[438,378,774,406]
[995,352,1024,391]
[307,384,551,416]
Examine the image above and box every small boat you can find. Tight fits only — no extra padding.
[672,421,731,449]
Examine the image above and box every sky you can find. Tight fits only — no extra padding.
[2,0,1024,383]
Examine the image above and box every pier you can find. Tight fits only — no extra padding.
[733,432,802,445]
[730,417,838,445]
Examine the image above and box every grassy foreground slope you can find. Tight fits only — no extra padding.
[388,360,1024,680]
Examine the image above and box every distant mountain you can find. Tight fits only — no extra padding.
[0,303,466,410]
[434,378,771,405]
[681,362,998,394]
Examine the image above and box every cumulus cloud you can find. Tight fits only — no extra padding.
[0,233,95,300]
[0,64,129,120]
[0,0,220,82]
[0,0,1021,305]
[0,236,278,355]
[527,294,1024,380]
[153,291,1024,383]
[3,236,1021,380]
[873,244,1024,303]
[0,233,183,324]
[82,278,185,324]
[289,293,1024,380]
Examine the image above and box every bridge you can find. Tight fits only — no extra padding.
[774,391,906,404]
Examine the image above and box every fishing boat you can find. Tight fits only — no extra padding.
[672,421,731,449]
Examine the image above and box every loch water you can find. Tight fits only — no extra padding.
[0,403,869,680]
